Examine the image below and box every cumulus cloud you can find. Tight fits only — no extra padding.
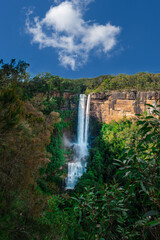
[26,0,121,70]
[54,0,94,8]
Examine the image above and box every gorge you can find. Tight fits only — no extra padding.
[65,90,160,189]
[1,62,160,240]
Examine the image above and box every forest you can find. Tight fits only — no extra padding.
[0,59,160,240]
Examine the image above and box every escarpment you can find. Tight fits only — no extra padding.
[90,91,160,123]
[52,90,160,124]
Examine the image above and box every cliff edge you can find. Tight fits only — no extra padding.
[90,91,160,123]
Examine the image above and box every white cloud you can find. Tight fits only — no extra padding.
[26,0,121,70]
[43,2,84,34]
[54,0,94,8]
[54,0,62,4]
[59,53,76,70]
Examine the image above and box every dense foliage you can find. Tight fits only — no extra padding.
[92,72,160,92]
[74,108,160,239]
[23,72,160,97]
[40,107,159,240]
[0,59,160,240]
[16,65,160,97]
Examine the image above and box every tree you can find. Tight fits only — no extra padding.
[0,59,29,88]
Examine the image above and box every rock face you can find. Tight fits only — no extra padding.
[90,91,160,123]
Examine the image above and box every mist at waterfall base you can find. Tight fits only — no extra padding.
[65,94,91,190]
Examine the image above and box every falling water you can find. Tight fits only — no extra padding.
[65,94,90,189]
[77,94,86,145]
[84,94,91,145]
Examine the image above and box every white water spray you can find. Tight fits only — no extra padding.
[66,94,90,189]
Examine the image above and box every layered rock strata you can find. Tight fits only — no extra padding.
[90,91,160,123]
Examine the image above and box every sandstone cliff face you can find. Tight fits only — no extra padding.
[90,91,160,123]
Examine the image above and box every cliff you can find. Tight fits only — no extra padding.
[90,91,160,123]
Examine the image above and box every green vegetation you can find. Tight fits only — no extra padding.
[0,59,160,239]
[92,72,160,92]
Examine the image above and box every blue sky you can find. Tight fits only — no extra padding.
[0,0,160,79]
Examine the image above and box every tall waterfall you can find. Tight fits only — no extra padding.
[66,94,90,189]
[84,94,90,145]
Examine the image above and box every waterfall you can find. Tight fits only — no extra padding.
[84,94,90,145]
[65,94,90,189]
[77,94,86,145]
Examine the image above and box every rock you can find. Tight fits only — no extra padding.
[90,91,160,123]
